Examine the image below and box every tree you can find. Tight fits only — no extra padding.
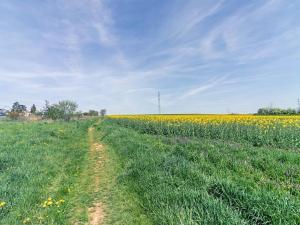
[11,102,20,112]
[11,102,26,113]
[88,110,99,116]
[44,100,78,121]
[46,104,63,120]
[42,100,51,117]
[58,100,78,121]
[257,107,297,115]
[30,104,37,114]
[100,109,107,117]
[9,102,26,120]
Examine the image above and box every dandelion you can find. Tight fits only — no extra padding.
[42,197,64,208]
[23,218,31,224]
[42,197,54,208]
[55,199,65,207]
[0,201,6,208]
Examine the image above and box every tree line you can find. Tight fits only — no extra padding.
[257,107,300,115]
[6,100,106,121]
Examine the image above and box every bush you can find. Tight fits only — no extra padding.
[8,112,22,120]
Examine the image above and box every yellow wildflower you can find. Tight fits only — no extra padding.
[0,201,6,208]
[23,218,31,224]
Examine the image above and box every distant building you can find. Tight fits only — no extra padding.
[0,109,8,116]
[24,111,31,117]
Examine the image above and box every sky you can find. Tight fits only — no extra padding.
[0,0,299,114]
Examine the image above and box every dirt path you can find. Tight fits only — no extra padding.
[87,127,106,225]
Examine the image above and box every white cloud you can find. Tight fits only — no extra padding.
[0,0,299,113]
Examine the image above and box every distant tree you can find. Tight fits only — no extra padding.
[100,109,107,117]
[286,108,297,115]
[42,100,50,117]
[74,111,83,119]
[257,108,267,115]
[9,102,26,120]
[45,100,50,111]
[30,104,37,114]
[44,100,78,121]
[88,110,99,116]
[46,104,63,120]
[11,102,20,112]
[58,100,78,121]
[11,102,26,113]
[257,107,297,115]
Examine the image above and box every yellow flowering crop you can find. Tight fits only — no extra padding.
[109,114,300,128]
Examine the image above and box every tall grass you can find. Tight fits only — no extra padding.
[98,119,300,225]
[0,120,94,224]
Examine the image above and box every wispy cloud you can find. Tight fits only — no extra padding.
[165,0,225,40]
[179,75,230,100]
[0,0,299,113]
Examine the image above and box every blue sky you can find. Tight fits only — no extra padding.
[0,0,299,114]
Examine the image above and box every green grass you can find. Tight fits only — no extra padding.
[0,119,153,225]
[0,120,94,224]
[97,119,300,225]
[1,118,300,224]
[91,125,152,225]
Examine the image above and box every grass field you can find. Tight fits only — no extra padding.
[98,115,300,224]
[0,120,96,224]
[1,115,300,224]
[0,119,151,225]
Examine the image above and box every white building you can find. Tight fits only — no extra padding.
[0,109,8,116]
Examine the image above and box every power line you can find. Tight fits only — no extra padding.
[158,90,161,114]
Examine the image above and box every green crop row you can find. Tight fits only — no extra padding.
[108,118,300,148]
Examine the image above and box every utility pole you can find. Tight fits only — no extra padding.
[297,98,300,113]
[158,90,161,114]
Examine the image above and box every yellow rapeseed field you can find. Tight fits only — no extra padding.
[109,114,300,128]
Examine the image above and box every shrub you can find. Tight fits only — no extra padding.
[8,112,21,120]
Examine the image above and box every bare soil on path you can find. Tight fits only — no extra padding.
[87,127,106,225]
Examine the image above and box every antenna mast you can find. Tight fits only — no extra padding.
[158,90,161,114]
